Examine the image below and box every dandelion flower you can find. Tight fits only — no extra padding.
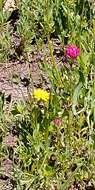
[33,88,49,102]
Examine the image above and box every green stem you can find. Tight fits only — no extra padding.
[48,38,63,87]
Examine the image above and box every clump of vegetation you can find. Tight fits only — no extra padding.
[0,0,95,189]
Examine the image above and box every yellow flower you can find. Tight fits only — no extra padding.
[33,88,49,102]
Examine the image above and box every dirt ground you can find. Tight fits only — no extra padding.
[0,60,40,101]
[0,37,64,102]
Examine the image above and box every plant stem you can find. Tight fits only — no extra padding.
[48,38,63,88]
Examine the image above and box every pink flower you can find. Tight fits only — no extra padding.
[53,117,62,127]
[4,134,16,147]
[2,159,13,175]
[66,44,80,59]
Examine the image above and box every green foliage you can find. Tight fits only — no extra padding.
[0,0,95,189]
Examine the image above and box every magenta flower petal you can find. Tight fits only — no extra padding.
[66,44,80,59]
[53,117,62,127]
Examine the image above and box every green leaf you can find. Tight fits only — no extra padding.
[43,165,54,177]
[72,82,83,115]
[0,0,4,10]
[60,163,83,190]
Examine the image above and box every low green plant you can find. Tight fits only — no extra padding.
[0,0,95,189]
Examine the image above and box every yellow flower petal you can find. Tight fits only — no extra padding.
[33,88,49,102]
